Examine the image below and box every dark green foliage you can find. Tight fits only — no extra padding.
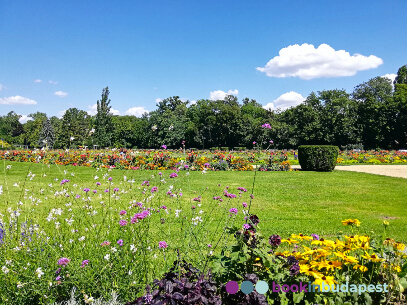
[95,87,113,147]
[298,145,339,172]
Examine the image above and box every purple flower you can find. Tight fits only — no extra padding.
[253,141,256,145]
[114,187,119,192]
[250,194,254,199]
[169,172,178,178]
[289,263,300,276]
[269,235,281,247]
[96,182,101,186]
[158,241,168,249]
[56,276,62,281]
[57,257,70,266]
[269,140,274,143]
[243,223,251,229]
[204,162,210,168]
[161,145,167,149]
[242,202,247,208]
[81,260,89,268]
[75,194,80,199]
[151,186,158,193]
[261,123,272,129]
[55,268,61,275]
[117,239,124,247]
[237,187,247,192]
[207,244,212,248]
[104,189,109,193]
[120,210,127,215]
[60,179,70,185]
[108,177,113,181]
[159,172,162,176]
[229,208,238,215]
[311,234,320,240]
[93,190,97,194]
[184,164,189,169]
[119,220,128,226]
[142,180,150,186]
[249,214,259,225]
[83,188,90,192]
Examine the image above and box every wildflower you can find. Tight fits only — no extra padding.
[311,234,320,240]
[2,266,9,274]
[81,260,89,268]
[119,210,127,215]
[57,257,70,267]
[104,254,110,260]
[161,145,167,149]
[253,141,256,145]
[269,140,274,143]
[261,123,271,129]
[151,125,157,131]
[55,276,62,281]
[353,264,368,272]
[383,220,390,227]
[100,241,111,246]
[169,172,178,178]
[249,214,259,225]
[113,187,119,192]
[313,275,337,291]
[96,182,101,186]
[341,219,361,227]
[269,235,281,247]
[361,252,385,262]
[92,190,97,194]
[242,202,247,207]
[36,267,44,278]
[158,241,168,249]
[119,220,127,226]
[151,186,158,193]
[229,208,238,215]
[83,188,90,192]
[117,239,124,247]
[243,223,251,229]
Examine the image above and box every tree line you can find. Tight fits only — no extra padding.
[1,65,407,150]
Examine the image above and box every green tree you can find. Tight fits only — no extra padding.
[38,119,55,148]
[57,108,91,148]
[395,65,407,85]
[95,87,113,147]
[22,112,47,147]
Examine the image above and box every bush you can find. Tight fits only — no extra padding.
[298,145,339,172]
[220,147,229,151]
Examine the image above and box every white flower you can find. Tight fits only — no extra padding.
[17,282,23,288]
[2,266,10,274]
[128,270,133,275]
[0,185,2,195]
[104,254,110,260]
[94,175,99,180]
[78,236,85,242]
[70,136,75,141]
[130,244,136,252]
[5,260,12,265]
[35,267,44,278]
[111,247,117,253]
[151,125,157,131]
[169,125,174,131]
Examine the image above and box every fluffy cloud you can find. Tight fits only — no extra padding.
[263,91,305,111]
[0,96,37,105]
[257,43,383,80]
[125,106,149,117]
[155,98,163,104]
[382,73,397,84]
[54,91,68,97]
[34,79,42,83]
[49,80,58,84]
[87,104,120,116]
[209,89,239,101]
[18,115,33,124]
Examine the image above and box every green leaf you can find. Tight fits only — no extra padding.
[292,292,304,303]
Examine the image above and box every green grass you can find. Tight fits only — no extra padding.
[2,160,406,242]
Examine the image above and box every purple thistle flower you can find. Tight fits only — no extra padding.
[119,220,128,226]
[242,202,247,207]
[108,177,113,181]
[114,187,119,192]
[96,182,101,186]
[83,188,90,192]
[104,189,109,193]
[93,190,97,194]
[243,223,251,229]
[158,241,168,249]
[151,186,158,193]
[120,210,127,215]
[229,208,238,215]
[169,172,178,178]
[57,257,70,266]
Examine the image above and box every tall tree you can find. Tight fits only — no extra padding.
[38,119,55,148]
[57,108,91,148]
[395,65,407,85]
[94,87,113,147]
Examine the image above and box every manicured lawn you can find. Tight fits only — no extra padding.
[2,160,406,242]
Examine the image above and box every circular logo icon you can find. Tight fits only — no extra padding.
[225,281,239,294]
[241,281,254,294]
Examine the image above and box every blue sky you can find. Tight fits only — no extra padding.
[1,1,406,122]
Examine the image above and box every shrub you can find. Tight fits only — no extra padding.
[298,145,339,172]
[220,147,229,151]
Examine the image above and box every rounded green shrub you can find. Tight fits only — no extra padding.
[298,145,339,172]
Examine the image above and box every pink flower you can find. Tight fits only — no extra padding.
[119,220,127,226]
[158,241,168,249]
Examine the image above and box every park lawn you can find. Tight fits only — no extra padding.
[1,160,406,242]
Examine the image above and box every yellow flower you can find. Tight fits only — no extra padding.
[343,255,359,264]
[313,275,337,291]
[393,265,401,273]
[393,242,405,252]
[341,219,361,226]
[291,233,313,241]
[361,252,384,263]
[383,238,395,246]
[353,264,368,272]
[281,238,299,245]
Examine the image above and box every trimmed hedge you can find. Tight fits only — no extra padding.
[298,145,339,172]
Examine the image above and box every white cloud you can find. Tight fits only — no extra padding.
[34,79,42,83]
[257,43,383,80]
[263,91,306,111]
[58,110,66,118]
[209,89,239,101]
[54,91,68,97]
[0,96,37,105]
[190,100,197,105]
[18,115,33,124]
[155,98,162,104]
[87,103,120,116]
[125,106,149,117]
[49,80,58,84]
[382,73,397,85]
[0,84,4,91]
